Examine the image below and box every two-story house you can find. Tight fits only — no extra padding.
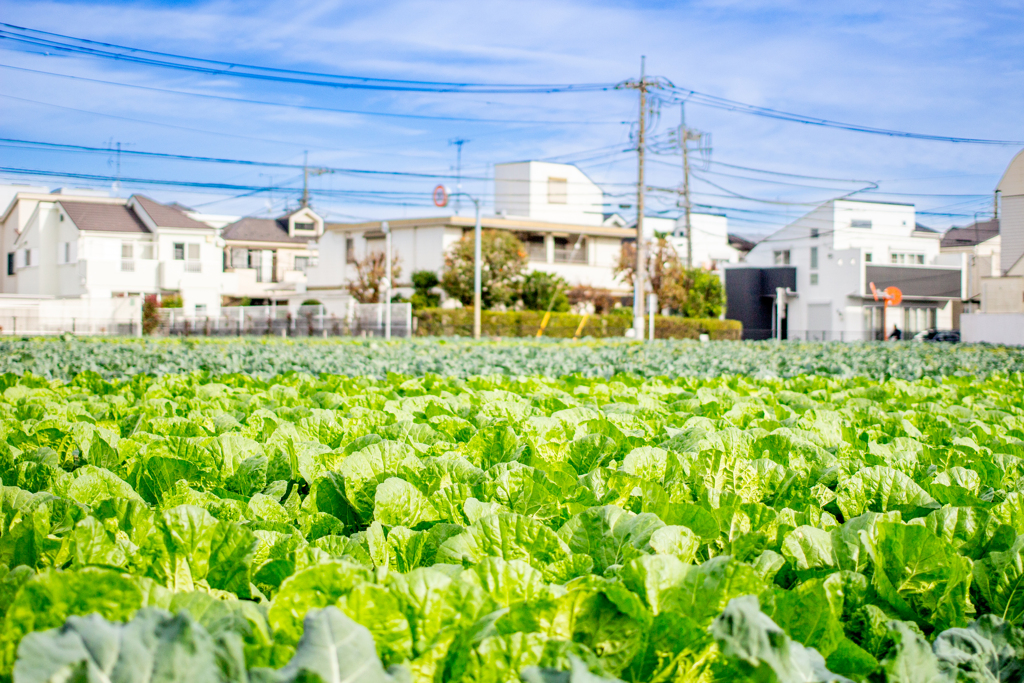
[728,198,963,340]
[307,161,635,300]
[2,189,223,315]
[220,206,322,304]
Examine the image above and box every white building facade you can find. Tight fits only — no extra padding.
[733,199,962,340]
[307,161,743,304]
[2,190,224,316]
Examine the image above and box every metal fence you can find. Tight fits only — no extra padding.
[0,314,140,336]
[158,303,413,338]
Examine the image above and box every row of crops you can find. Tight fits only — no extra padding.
[3,337,1024,380]
[1,340,1023,681]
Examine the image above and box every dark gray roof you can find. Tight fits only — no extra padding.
[914,222,938,233]
[941,219,999,248]
[59,201,149,233]
[221,216,313,244]
[133,195,209,229]
[728,233,756,252]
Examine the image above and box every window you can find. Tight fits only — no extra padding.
[22,249,31,267]
[891,253,925,265]
[121,242,134,272]
[195,304,207,315]
[185,244,201,273]
[294,221,315,232]
[810,228,819,238]
[345,237,356,264]
[547,177,568,204]
[851,219,872,229]
[63,242,70,264]
[6,253,13,276]
[810,247,818,269]
[173,243,185,260]
[810,273,819,285]
[141,244,153,260]
[553,235,586,263]
[865,253,873,263]
[773,250,790,265]
[525,235,547,262]
[231,248,248,269]
[294,256,310,272]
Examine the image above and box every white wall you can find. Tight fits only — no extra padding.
[962,313,1024,345]
[494,162,604,226]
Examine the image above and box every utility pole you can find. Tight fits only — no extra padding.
[678,103,702,269]
[619,57,659,340]
[449,139,469,214]
[301,151,332,209]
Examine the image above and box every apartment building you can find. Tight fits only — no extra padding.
[2,189,223,315]
[728,198,963,340]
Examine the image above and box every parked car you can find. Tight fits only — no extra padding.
[913,329,960,343]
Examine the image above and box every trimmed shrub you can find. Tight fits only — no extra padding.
[414,308,741,339]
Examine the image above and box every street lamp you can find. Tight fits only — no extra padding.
[433,185,482,340]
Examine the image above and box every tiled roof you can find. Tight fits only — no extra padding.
[221,217,313,244]
[132,195,210,229]
[59,201,149,233]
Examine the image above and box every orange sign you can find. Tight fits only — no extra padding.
[869,282,903,306]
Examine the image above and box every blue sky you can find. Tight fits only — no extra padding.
[2,0,1022,236]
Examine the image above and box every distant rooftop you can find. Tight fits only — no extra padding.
[941,219,999,248]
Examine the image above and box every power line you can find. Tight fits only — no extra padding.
[661,88,1024,145]
[0,137,640,188]
[0,23,614,94]
[0,63,629,126]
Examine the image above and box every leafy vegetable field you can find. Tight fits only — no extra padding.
[3,337,1024,380]
[2,341,1024,681]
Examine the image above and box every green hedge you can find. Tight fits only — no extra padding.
[414,308,742,340]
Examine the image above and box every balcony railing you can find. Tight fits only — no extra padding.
[526,243,547,262]
[184,261,202,273]
[553,247,587,264]
[120,259,135,272]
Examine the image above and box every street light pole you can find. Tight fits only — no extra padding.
[382,220,391,340]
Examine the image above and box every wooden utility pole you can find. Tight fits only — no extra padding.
[301,151,332,208]
[619,57,660,340]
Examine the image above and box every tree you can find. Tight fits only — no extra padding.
[346,251,402,303]
[615,238,725,317]
[410,270,441,310]
[441,230,527,309]
[520,271,569,312]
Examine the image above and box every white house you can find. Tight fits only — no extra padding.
[940,218,999,313]
[732,199,962,340]
[640,213,745,269]
[2,190,224,315]
[220,206,323,303]
[307,161,635,299]
[959,149,1024,343]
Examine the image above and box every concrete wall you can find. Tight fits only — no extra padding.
[962,313,1024,345]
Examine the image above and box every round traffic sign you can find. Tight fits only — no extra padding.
[432,185,448,208]
[885,286,903,306]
